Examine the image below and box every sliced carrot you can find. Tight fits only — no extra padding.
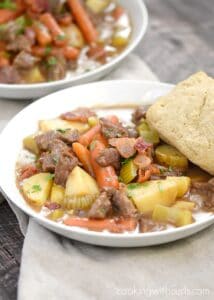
[137,164,160,183]
[105,115,119,124]
[0,9,18,24]
[57,14,72,26]
[94,133,108,147]
[31,46,48,57]
[31,46,57,57]
[33,22,52,46]
[112,6,125,20]
[40,13,67,46]
[0,42,6,51]
[64,217,137,233]
[0,55,9,67]
[78,124,101,147]
[67,0,98,43]
[63,46,79,60]
[90,140,119,189]
[72,142,94,176]
[138,169,151,183]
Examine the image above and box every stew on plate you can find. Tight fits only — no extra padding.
[0,0,131,84]
[16,106,214,234]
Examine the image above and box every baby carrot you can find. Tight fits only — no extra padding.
[93,133,108,147]
[105,115,119,124]
[57,14,72,26]
[72,142,94,176]
[78,124,101,147]
[67,0,98,43]
[0,55,9,67]
[112,6,125,20]
[90,140,119,189]
[64,217,137,233]
[0,41,6,51]
[40,13,67,46]
[0,9,18,24]
[33,22,52,46]
[63,46,79,60]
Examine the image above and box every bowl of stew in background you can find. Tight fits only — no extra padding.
[0,0,148,99]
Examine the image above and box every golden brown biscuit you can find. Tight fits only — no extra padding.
[146,72,214,174]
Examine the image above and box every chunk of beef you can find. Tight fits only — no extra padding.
[0,66,21,84]
[135,137,153,155]
[59,129,79,144]
[139,217,166,233]
[109,138,136,158]
[49,139,70,162]
[88,191,112,219]
[61,108,96,123]
[48,0,65,14]
[39,152,56,173]
[7,35,32,52]
[38,138,71,172]
[35,131,61,152]
[24,0,49,13]
[45,202,61,210]
[46,55,67,81]
[35,130,79,152]
[112,189,138,218]
[95,148,120,170]
[150,165,183,180]
[132,105,150,124]
[54,153,78,187]
[191,178,214,210]
[126,126,138,138]
[25,27,36,45]
[87,45,106,63]
[133,154,152,169]
[19,164,38,181]
[101,118,128,139]
[14,51,39,69]
[2,20,27,43]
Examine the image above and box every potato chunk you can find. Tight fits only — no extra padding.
[65,166,99,209]
[22,173,53,206]
[152,204,193,227]
[155,144,188,170]
[86,0,110,13]
[50,184,65,205]
[23,134,39,155]
[173,201,195,211]
[127,179,178,213]
[62,24,85,48]
[39,118,89,133]
[167,176,191,198]
[24,67,45,84]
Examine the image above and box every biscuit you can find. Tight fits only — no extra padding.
[146,72,214,174]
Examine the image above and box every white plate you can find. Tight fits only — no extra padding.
[0,80,213,247]
[0,0,148,100]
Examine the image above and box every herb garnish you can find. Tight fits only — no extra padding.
[45,45,52,56]
[0,0,16,10]
[31,184,42,193]
[56,34,66,41]
[168,166,173,172]
[157,181,163,192]
[47,56,57,67]
[56,128,70,134]
[46,174,55,180]
[127,183,142,190]
[53,156,59,164]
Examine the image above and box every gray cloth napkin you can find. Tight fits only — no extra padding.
[0,54,213,300]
